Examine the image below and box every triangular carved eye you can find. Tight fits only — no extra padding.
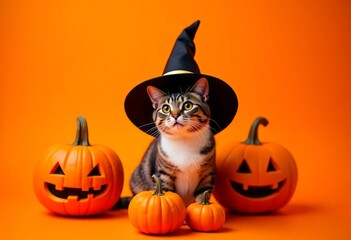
[51,163,65,175]
[88,165,101,177]
[267,158,276,172]
[237,159,251,173]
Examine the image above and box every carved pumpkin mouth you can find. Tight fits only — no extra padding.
[46,183,107,200]
[230,179,286,198]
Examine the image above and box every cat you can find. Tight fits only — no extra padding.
[128,77,216,207]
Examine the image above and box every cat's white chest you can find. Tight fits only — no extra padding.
[160,135,205,206]
[175,163,200,206]
[162,138,203,167]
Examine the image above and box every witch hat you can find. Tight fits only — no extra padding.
[124,20,238,136]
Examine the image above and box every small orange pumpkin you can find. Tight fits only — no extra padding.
[33,116,124,216]
[128,175,186,235]
[213,117,298,213]
[186,191,226,232]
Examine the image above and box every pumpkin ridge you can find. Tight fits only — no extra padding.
[169,193,184,231]
[61,146,74,192]
[264,143,298,205]
[157,198,169,232]
[198,205,204,230]
[86,146,95,192]
[213,204,225,229]
[95,145,123,207]
[84,147,93,213]
[209,205,215,230]
[148,195,161,233]
[160,197,170,233]
[143,196,153,233]
[58,146,73,216]
[79,147,84,194]
[162,198,180,232]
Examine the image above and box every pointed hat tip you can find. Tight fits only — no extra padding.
[186,20,200,36]
[193,20,200,27]
[162,20,202,74]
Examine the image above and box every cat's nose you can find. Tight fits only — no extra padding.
[171,110,180,119]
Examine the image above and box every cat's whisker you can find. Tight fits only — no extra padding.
[139,122,160,138]
[146,127,161,138]
[138,122,158,129]
[189,119,216,138]
[184,85,192,94]
[186,120,208,142]
[188,122,204,133]
[209,118,222,134]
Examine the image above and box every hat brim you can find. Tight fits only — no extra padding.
[124,73,238,136]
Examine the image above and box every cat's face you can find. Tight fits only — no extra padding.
[147,77,211,136]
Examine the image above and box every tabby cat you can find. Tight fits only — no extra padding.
[129,77,216,206]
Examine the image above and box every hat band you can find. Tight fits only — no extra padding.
[163,70,194,76]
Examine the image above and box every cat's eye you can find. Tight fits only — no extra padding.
[162,104,171,113]
[183,102,193,111]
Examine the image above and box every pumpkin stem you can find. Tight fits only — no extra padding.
[244,117,269,145]
[200,190,211,205]
[72,116,91,146]
[152,174,164,196]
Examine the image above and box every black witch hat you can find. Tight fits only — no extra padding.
[124,20,238,136]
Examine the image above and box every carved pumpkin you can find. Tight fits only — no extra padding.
[33,116,124,216]
[186,191,226,232]
[213,117,297,213]
[128,175,186,235]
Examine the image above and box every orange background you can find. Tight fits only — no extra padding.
[1,0,350,239]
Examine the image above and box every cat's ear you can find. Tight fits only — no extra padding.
[147,86,166,109]
[190,77,209,102]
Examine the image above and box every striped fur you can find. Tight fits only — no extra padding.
[129,78,216,206]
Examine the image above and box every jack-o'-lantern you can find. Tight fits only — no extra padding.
[33,116,124,216]
[213,117,297,213]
